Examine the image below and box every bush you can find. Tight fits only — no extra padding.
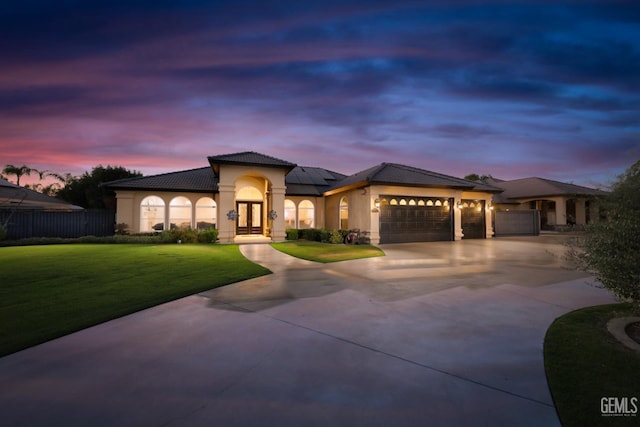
[114,223,129,235]
[160,227,199,243]
[198,228,218,243]
[319,228,332,243]
[570,160,640,312]
[329,229,344,244]
[299,228,321,242]
[286,228,299,240]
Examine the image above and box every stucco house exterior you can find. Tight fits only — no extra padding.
[487,177,605,230]
[105,152,503,244]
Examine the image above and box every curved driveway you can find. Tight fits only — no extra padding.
[0,237,616,426]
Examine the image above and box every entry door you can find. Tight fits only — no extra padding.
[236,202,263,235]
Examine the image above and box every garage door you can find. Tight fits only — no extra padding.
[461,200,486,239]
[379,196,453,244]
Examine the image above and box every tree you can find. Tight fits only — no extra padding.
[573,160,640,312]
[464,173,493,182]
[2,164,32,186]
[56,165,142,209]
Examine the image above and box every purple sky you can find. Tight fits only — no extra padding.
[2,0,639,188]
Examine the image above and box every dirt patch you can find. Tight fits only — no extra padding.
[625,322,640,345]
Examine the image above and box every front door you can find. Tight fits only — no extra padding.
[236,202,263,235]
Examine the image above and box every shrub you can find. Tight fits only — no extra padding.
[160,227,199,243]
[319,228,332,243]
[198,228,218,243]
[299,228,321,242]
[286,228,299,240]
[329,229,344,244]
[570,160,640,312]
[114,223,130,235]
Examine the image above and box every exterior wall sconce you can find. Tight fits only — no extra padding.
[227,210,238,220]
[268,210,278,220]
[372,198,380,213]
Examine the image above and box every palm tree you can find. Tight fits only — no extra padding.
[2,164,32,186]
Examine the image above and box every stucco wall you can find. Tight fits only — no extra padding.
[115,190,218,233]
[284,196,325,229]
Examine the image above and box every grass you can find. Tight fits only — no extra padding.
[0,244,271,357]
[270,240,385,263]
[544,303,640,427]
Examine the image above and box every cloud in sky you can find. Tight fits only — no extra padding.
[1,0,639,187]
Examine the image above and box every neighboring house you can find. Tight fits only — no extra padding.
[104,152,502,244]
[0,178,82,211]
[487,177,606,230]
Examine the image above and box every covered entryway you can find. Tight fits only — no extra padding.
[379,196,453,244]
[236,201,262,235]
[461,200,486,239]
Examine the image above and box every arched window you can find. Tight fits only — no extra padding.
[140,196,165,232]
[196,197,216,230]
[170,196,192,229]
[339,197,349,229]
[284,200,296,229]
[299,200,315,229]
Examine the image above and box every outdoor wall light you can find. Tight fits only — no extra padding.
[372,198,380,213]
[227,210,238,220]
[268,210,278,220]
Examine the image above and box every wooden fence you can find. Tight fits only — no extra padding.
[0,209,115,240]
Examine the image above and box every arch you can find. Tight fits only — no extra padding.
[236,186,263,201]
[299,200,315,229]
[170,196,192,229]
[196,197,217,230]
[284,199,297,229]
[339,197,349,229]
[409,199,416,206]
[140,196,165,232]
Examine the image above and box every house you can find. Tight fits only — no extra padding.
[0,178,82,211]
[104,152,503,244]
[487,177,605,230]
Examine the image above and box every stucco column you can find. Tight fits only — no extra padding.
[575,198,586,225]
[454,195,463,240]
[554,197,567,226]
[270,186,287,241]
[217,183,236,243]
[485,201,494,238]
[369,194,380,245]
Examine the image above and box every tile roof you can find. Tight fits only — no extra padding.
[0,178,83,210]
[208,151,297,170]
[328,163,503,193]
[285,166,347,196]
[104,167,217,193]
[493,177,606,200]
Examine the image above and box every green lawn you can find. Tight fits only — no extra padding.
[0,244,271,357]
[271,240,385,263]
[544,303,640,427]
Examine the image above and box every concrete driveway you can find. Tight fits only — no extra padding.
[0,236,616,426]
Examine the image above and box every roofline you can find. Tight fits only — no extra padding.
[323,180,498,196]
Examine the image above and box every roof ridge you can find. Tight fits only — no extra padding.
[102,166,211,186]
[208,151,296,166]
